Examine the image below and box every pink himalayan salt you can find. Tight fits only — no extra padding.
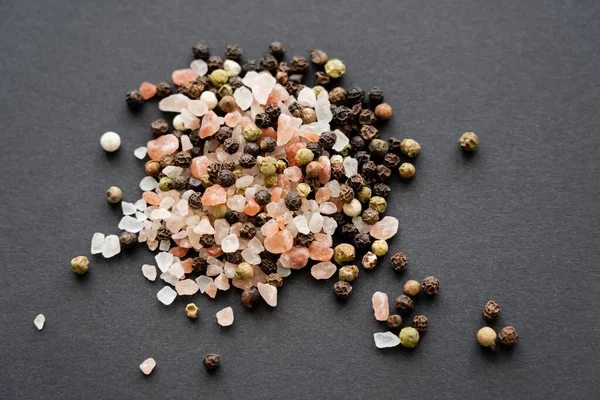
[147,134,179,161]
[261,219,280,237]
[257,282,277,307]
[276,174,291,194]
[318,156,331,184]
[169,246,188,258]
[311,262,337,280]
[308,241,333,262]
[224,111,242,127]
[270,187,283,202]
[216,307,234,326]
[370,216,399,240]
[297,129,319,142]
[180,258,194,274]
[175,279,199,296]
[202,185,227,206]
[283,166,303,182]
[206,246,224,258]
[276,216,285,230]
[143,192,161,206]
[139,358,156,375]
[315,187,331,204]
[244,199,260,216]
[232,265,267,291]
[237,116,253,127]
[205,282,218,298]
[276,114,296,146]
[263,229,293,254]
[214,273,230,291]
[372,292,390,321]
[172,68,198,86]
[280,246,310,269]
[190,156,209,178]
[314,232,333,247]
[260,127,277,142]
[139,82,157,100]
[199,111,220,138]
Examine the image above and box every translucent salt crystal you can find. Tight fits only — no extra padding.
[176,279,199,295]
[332,129,350,152]
[155,252,174,272]
[322,217,337,235]
[353,216,372,234]
[194,217,216,235]
[277,264,292,278]
[188,99,209,117]
[159,196,175,210]
[224,262,236,278]
[190,59,208,76]
[102,235,121,258]
[242,71,259,87]
[297,87,317,107]
[136,211,147,222]
[181,108,200,130]
[221,234,239,253]
[34,314,45,330]
[233,86,253,111]
[216,307,234,326]
[257,282,278,307]
[91,233,105,254]
[248,237,264,253]
[266,202,282,218]
[214,273,230,290]
[159,240,170,251]
[241,248,261,265]
[343,157,358,178]
[163,166,183,178]
[293,216,310,234]
[251,72,276,104]
[284,166,303,182]
[236,175,254,188]
[326,180,341,197]
[134,146,147,159]
[207,264,223,277]
[280,246,310,269]
[168,262,185,279]
[121,201,136,216]
[150,208,171,220]
[311,262,337,280]
[214,219,230,244]
[315,90,333,123]
[139,176,158,191]
[207,256,224,267]
[142,264,157,281]
[160,271,178,286]
[374,332,401,349]
[179,136,193,152]
[175,199,188,216]
[370,216,399,240]
[308,213,325,233]
[157,286,177,305]
[372,292,390,321]
[159,93,190,113]
[319,202,338,215]
[227,194,246,212]
[261,219,280,237]
[135,199,147,211]
[196,275,213,293]
[139,358,156,375]
[300,121,330,134]
[147,240,159,251]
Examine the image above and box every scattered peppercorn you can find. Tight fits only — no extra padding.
[239,223,257,240]
[268,41,285,59]
[243,124,262,142]
[340,223,359,239]
[315,71,330,85]
[343,199,363,218]
[369,139,389,159]
[400,139,421,157]
[483,300,501,321]
[145,160,160,176]
[498,326,518,346]
[156,82,172,98]
[158,176,173,191]
[185,303,199,319]
[388,137,402,154]
[350,135,366,151]
[477,327,497,350]
[235,262,254,280]
[329,87,347,105]
[319,131,337,149]
[266,273,284,288]
[310,49,328,65]
[290,56,309,73]
[399,327,420,348]
[369,196,387,213]
[347,87,365,105]
[421,276,440,295]
[362,251,378,270]
[399,163,416,180]
[71,256,89,275]
[150,119,169,137]
[285,191,302,211]
[356,186,372,203]
[106,186,123,204]
[224,44,242,60]
[368,87,384,105]
[371,239,388,256]
[324,58,346,79]
[395,295,415,314]
[404,280,420,297]
[301,108,317,124]
[199,234,215,248]
[360,125,379,141]
[333,243,356,265]
[260,54,278,71]
[383,153,401,169]
[376,165,392,182]
[218,95,237,113]
[459,132,479,152]
[203,353,220,370]
[192,43,210,60]
[305,161,322,178]
[207,55,223,72]
[126,90,144,109]
[119,231,137,248]
[338,265,359,282]
[372,183,391,198]
[254,190,271,206]
[239,153,257,169]
[413,315,428,333]
[374,103,393,120]
[241,287,261,308]
[387,314,403,330]
[353,232,372,250]
[333,280,352,297]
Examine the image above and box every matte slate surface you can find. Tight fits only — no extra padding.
[1,0,599,398]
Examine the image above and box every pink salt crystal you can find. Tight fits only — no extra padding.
[370,216,399,240]
[260,219,280,237]
[205,282,218,298]
[308,241,334,262]
[310,262,337,280]
[276,114,296,146]
[283,166,303,182]
[315,187,332,204]
[181,135,193,151]
[180,109,200,130]
[139,358,156,375]
[270,187,283,202]
[169,246,189,258]
[244,199,261,216]
[224,111,242,127]
[172,68,198,86]
[216,307,234,326]
[265,202,282,218]
[190,156,209,178]
[372,292,390,321]
[195,217,216,235]
[238,116,253,127]
[280,246,310,269]
[318,156,331,184]
[297,129,319,142]
[180,258,194,274]
[147,134,179,161]
[199,111,220,138]
[319,202,338,215]
[206,246,224,258]
[314,232,333,247]
[257,282,277,307]
[276,216,285,230]
[143,192,161,206]
[201,185,227,206]
[214,273,230,291]
[139,82,157,100]
[176,279,199,296]
[263,229,293,254]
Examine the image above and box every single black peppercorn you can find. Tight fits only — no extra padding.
[260,53,279,71]
[350,136,366,151]
[192,43,210,60]
[295,232,314,247]
[241,287,261,308]
[288,101,303,118]
[151,119,169,137]
[376,165,392,182]
[239,153,257,169]
[394,295,415,314]
[413,315,428,333]
[349,174,365,191]
[172,175,188,191]
[225,210,241,225]
[290,56,309,73]
[119,231,137,248]
[264,103,281,124]
[228,76,243,89]
[483,300,500,321]
[224,44,243,60]
[333,281,353,297]
[285,192,302,211]
[331,163,346,181]
[259,137,276,154]
[387,314,403,330]
[498,326,519,346]
[174,151,192,167]
[207,161,222,179]
[339,185,355,203]
[422,276,440,295]
[333,106,353,125]
[361,161,377,183]
[220,159,235,172]
[269,41,285,59]
[242,59,259,74]
[126,90,144,109]
[331,212,348,228]
[207,55,223,72]
[192,257,207,274]
[368,87,384,105]
[360,125,379,141]
[254,112,271,129]
[217,169,235,187]
[156,227,170,241]
[199,234,215,248]
[373,183,391,198]
[359,109,377,125]
[244,142,260,157]
[226,251,243,265]
[315,71,330,85]
[306,142,322,158]
[190,145,202,158]
[189,129,202,146]
[355,151,370,167]
[340,223,359,239]
[215,126,233,143]
[347,87,365,105]
[203,354,220,370]
[383,153,401,169]
[239,223,257,240]
[222,138,239,155]
[254,189,271,206]
[252,212,270,227]
[155,82,172,98]
[259,258,277,274]
[353,233,372,250]
[319,131,337,149]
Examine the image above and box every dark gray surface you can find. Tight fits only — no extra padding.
[1,0,599,398]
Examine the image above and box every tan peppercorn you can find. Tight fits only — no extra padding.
[386,314,403,330]
[150,119,169,137]
[266,273,283,288]
[404,280,420,296]
[185,303,199,319]
[498,326,519,346]
[301,108,317,124]
[305,161,322,178]
[310,49,328,65]
[399,163,416,180]
[219,95,237,113]
[329,87,347,105]
[71,256,89,275]
[145,160,161,176]
[477,327,497,350]
[361,207,379,225]
[483,300,501,321]
[338,265,359,282]
[333,244,356,265]
[459,132,479,152]
[106,186,122,204]
[374,103,393,120]
[413,315,428,332]
[422,276,440,295]
[400,139,421,157]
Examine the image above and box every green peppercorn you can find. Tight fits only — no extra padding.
[210,204,228,219]
[106,186,122,204]
[324,58,346,79]
[371,240,388,257]
[477,327,497,350]
[243,124,262,142]
[232,170,242,180]
[387,314,403,330]
[369,196,387,213]
[71,255,89,275]
[399,327,420,348]
[400,139,421,157]
[264,174,277,188]
[338,265,359,282]
[343,198,362,217]
[209,69,228,87]
[200,174,213,188]
[356,186,372,203]
[158,177,173,192]
[459,132,479,152]
[333,243,356,265]
[361,207,379,225]
[295,148,315,166]
[185,303,199,319]
[498,326,519,347]
[399,163,416,180]
[218,84,233,98]
[235,262,254,280]
[296,183,311,198]
[259,156,277,175]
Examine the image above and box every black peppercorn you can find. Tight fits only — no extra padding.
[376,165,392,182]
[190,145,202,158]
[222,138,239,155]
[383,153,401,169]
[221,159,236,172]
[252,212,270,227]
[285,192,302,211]
[319,131,337,149]
[347,87,365,105]
[333,106,352,125]
[394,295,415,314]
[360,125,379,141]
[340,223,359,239]
[353,233,372,250]
[192,257,207,274]
[239,153,257,169]
[269,41,285,59]
[290,56,309,73]
[225,44,243,60]
[207,55,223,72]
[258,258,276,275]
[349,174,365,191]
[172,175,188,191]
[359,109,377,125]
[391,252,408,272]
[422,276,440,295]
[288,101,303,118]
[207,162,223,179]
[339,185,355,203]
[225,210,241,225]
[189,129,202,146]
[226,250,243,265]
[183,80,204,99]
[255,113,271,129]
[387,314,403,330]
[254,189,271,206]
[350,136,366,151]
[306,142,322,158]
[155,82,172,98]
[215,126,233,143]
[216,169,235,187]
[126,90,144,109]
[244,142,260,157]
[295,232,314,247]
[241,287,261,308]
[315,71,330,85]
[413,315,428,333]
[264,104,281,124]
[331,163,346,181]
[498,326,519,346]
[373,183,391,198]
[239,223,257,240]
[119,231,137,248]
[260,54,278,71]
[368,87,384,105]
[228,76,243,89]
[188,178,203,192]
[333,281,352,297]
[203,354,220,370]
[242,59,259,74]
[355,151,370,166]
[174,151,192,167]
[260,137,276,153]
[188,192,203,209]
[361,161,377,183]
[156,226,170,241]
[362,208,379,225]
[150,119,169,137]
[192,43,210,60]
[199,234,215,248]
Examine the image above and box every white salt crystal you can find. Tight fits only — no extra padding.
[257,282,278,307]
[293,215,310,234]
[315,90,333,123]
[159,93,190,113]
[162,166,183,178]
[187,99,209,117]
[242,71,259,87]
[122,201,137,215]
[235,175,254,188]
[216,307,234,326]
[159,240,170,251]
[301,121,330,134]
[150,208,171,220]
[297,87,317,107]
[168,262,185,279]
[139,358,156,375]
[159,196,175,210]
[233,86,253,111]
[157,286,177,305]
[181,135,193,151]
[224,262,236,278]
[91,233,105,254]
[139,176,158,191]
[309,213,324,233]
[135,211,147,222]
[332,129,350,152]
[155,252,174,272]
[133,147,147,160]
[319,202,338,215]
[175,199,188,216]
[227,194,246,212]
[102,235,121,258]
[221,234,239,253]
[343,157,358,178]
[374,332,401,348]
[207,264,223,277]
[248,237,264,253]
[207,256,223,267]
[135,199,147,211]
[196,275,213,293]
[322,217,337,235]
[118,216,143,233]
[190,59,208,76]
[160,271,178,286]
[251,72,276,104]
[142,264,157,281]
[34,314,45,330]
[326,180,341,197]
[241,248,261,265]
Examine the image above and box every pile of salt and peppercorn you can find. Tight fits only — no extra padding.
[67,41,511,374]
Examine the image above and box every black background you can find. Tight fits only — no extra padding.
[1,0,599,398]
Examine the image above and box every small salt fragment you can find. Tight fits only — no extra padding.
[159,93,190,113]
[214,273,230,291]
[352,216,372,234]
[159,240,170,251]
[160,271,178,286]
[343,157,358,178]
[241,248,261,265]
[319,202,338,215]
[139,358,156,375]
[190,59,208,76]
[168,262,185,279]
[251,72,276,104]
[236,175,254,188]
[332,129,350,152]
[257,282,278,307]
[308,213,324,233]
[91,233,105,254]
[34,314,45,330]
[372,292,390,321]
[216,307,234,326]
[297,87,317,107]
[176,279,199,295]
[150,208,171,220]
[374,332,401,348]
[370,216,399,240]
[196,275,213,293]
[155,252,174,272]
[315,91,333,124]
[221,234,240,253]
[118,216,143,233]
[233,86,253,111]
[134,147,147,160]
[322,217,337,235]
[311,262,337,280]
[122,201,137,216]
[293,216,310,234]
[326,180,340,197]
[157,286,177,305]
[162,166,183,178]
[207,264,224,277]
[139,176,158,191]
[242,71,259,87]
[187,99,209,117]
[136,211,147,222]
[102,235,121,258]
[142,264,157,281]
[135,199,147,211]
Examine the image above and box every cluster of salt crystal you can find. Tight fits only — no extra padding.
[34,314,45,330]
[374,332,401,348]
[91,233,121,258]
